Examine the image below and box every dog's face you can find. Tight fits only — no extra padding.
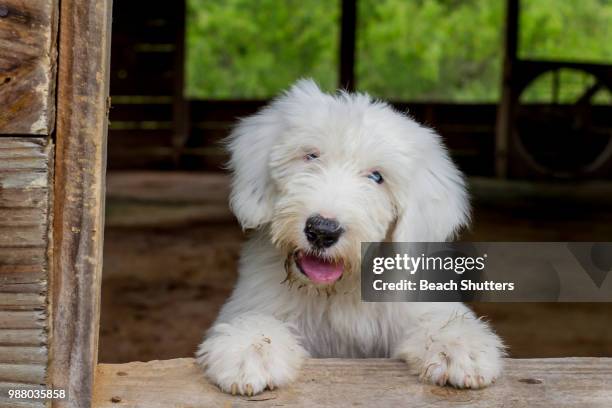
[227,80,469,288]
[267,108,397,286]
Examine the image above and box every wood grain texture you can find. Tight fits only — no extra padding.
[0,139,51,287]
[93,358,612,408]
[0,382,46,408]
[0,311,45,329]
[0,399,45,408]
[0,0,58,134]
[0,281,46,294]
[0,346,46,364]
[0,329,45,346]
[0,138,51,390]
[0,293,45,309]
[0,363,45,384]
[49,0,113,407]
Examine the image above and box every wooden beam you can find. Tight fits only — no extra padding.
[495,0,520,178]
[48,0,113,407]
[339,0,357,91]
[92,358,612,407]
[0,0,58,134]
[171,0,190,166]
[504,0,519,62]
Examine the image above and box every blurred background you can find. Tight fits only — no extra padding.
[99,0,612,363]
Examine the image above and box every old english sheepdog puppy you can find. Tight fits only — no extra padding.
[197,79,504,396]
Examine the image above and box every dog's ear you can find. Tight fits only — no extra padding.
[227,79,325,229]
[392,129,470,242]
[226,106,283,229]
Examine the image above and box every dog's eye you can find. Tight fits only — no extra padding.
[304,152,319,161]
[368,170,384,184]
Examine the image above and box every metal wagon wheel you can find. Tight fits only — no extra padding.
[513,68,612,178]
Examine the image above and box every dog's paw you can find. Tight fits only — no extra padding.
[417,345,501,389]
[196,313,307,396]
[395,313,505,389]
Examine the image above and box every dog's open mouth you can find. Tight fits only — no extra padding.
[294,250,344,285]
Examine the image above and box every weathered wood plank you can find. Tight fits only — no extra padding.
[0,138,50,372]
[0,225,46,248]
[0,382,46,408]
[0,189,47,208]
[0,329,45,346]
[0,137,53,396]
[49,1,112,407]
[0,248,46,266]
[0,363,45,384]
[0,281,46,294]
[0,142,50,246]
[0,144,49,158]
[0,156,49,171]
[0,397,45,408]
[0,311,45,329]
[93,358,612,408]
[0,293,45,309]
[0,265,45,285]
[0,381,45,393]
[0,156,50,243]
[0,0,58,134]
[0,208,50,227]
[0,346,46,364]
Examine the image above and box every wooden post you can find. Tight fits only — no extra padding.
[172,0,190,167]
[49,0,113,407]
[495,0,519,178]
[339,0,357,92]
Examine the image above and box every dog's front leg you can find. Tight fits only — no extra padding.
[393,303,505,389]
[196,313,307,396]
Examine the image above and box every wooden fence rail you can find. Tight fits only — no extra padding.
[92,358,612,408]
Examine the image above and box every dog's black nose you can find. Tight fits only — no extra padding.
[304,215,344,249]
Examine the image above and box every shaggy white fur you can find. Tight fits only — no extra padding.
[196,80,505,396]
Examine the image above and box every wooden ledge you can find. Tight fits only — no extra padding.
[93,358,612,407]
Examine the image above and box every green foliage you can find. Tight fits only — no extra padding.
[357,0,503,101]
[186,0,339,98]
[519,0,612,62]
[518,0,612,104]
[186,0,612,102]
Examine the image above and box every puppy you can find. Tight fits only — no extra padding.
[197,80,504,396]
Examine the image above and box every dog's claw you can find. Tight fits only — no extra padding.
[267,383,275,391]
[245,384,253,396]
[477,375,485,387]
[231,383,238,395]
[464,374,473,388]
[439,372,449,386]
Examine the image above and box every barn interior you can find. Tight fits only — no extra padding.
[99,0,612,364]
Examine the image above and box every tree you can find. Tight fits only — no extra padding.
[186,0,612,102]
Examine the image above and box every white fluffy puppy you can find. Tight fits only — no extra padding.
[197,79,504,396]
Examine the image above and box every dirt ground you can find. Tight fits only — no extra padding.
[99,172,612,363]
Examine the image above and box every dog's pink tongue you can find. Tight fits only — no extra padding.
[299,253,344,284]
